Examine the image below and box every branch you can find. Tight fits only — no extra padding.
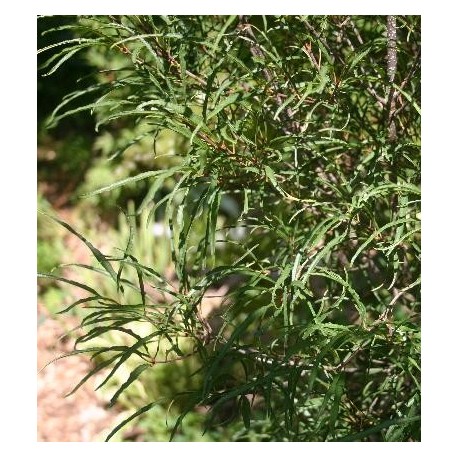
[386,15,398,142]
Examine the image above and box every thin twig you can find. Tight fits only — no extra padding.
[237,16,300,134]
[340,21,385,109]
[390,49,421,119]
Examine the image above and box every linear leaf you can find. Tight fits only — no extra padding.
[95,332,159,392]
[106,400,164,441]
[65,353,121,397]
[333,416,420,442]
[240,395,251,430]
[38,272,100,297]
[206,93,240,121]
[39,212,118,285]
[109,363,151,407]
[350,217,412,266]
[80,167,182,198]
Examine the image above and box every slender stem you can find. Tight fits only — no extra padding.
[386,15,398,142]
[238,16,300,134]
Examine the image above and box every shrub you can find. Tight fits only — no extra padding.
[38,15,420,441]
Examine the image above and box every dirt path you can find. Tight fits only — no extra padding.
[37,302,122,441]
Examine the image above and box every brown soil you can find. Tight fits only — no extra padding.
[37,302,122,441]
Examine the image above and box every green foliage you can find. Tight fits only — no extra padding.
[37,193,65,274]
[38,15,420,442]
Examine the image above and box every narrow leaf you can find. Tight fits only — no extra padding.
[106,400,163,441]
[109,363,151,407]
[80,167,181,198]
[39,212,118,285]
[240,396,251,429]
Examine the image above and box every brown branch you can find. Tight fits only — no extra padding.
[150,36,207,87]
[303,17,344,65]
[386,15,398,142]
[303,42,320,70]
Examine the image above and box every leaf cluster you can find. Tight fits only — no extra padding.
[38,15,420,441]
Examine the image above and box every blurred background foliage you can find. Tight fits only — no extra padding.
[38,15,242,441]
[38,15,420,442]
[38,15,195,441]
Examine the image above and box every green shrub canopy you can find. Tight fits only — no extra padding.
[38,15,420,442]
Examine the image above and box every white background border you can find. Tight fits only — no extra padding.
[2,0,453,454]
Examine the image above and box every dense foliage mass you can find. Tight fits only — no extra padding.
[38,15,420,441]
